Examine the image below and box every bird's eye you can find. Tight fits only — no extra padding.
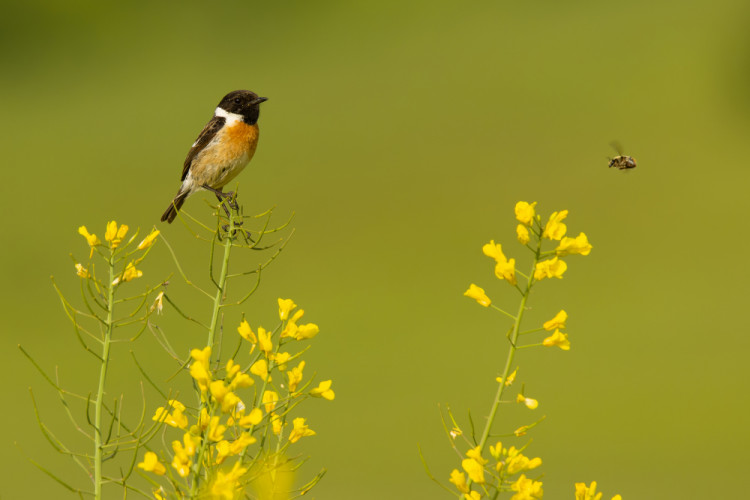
[234,98,241,104]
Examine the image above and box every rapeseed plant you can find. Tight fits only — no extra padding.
[24,192,333,499]
[425,201,620,500]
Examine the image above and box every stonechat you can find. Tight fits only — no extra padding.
[161,90,268,223]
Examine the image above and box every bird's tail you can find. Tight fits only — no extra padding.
[160,191,189,224]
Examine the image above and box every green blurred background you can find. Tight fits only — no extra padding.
[2,0,750,498]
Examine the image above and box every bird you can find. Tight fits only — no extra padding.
[160,90,268,223]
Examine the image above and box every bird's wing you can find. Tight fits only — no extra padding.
[181,115,226,181]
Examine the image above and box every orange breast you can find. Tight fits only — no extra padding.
[190,122,260,188]
[225,121,259,152]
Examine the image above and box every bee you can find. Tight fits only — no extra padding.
[608,142,636,170]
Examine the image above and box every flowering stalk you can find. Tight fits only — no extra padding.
[439,201,613,500]
[476,228,542,455]
[140,193,337,499]
[23,221,161,498]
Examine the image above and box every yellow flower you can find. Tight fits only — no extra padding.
[230,372,253,390]
[482,240,507,262]
[278,298,297,320]
[534,257,567,280]
[543,210,568,240]
[237,407,263,428]
[287,361,305,392]
[171,436,195,477]
[495,258,517,285]
[189,408,210,434]
[515,201,536,226]
[191,346,211,365]
[556,232,592,257]
[289,417,316,443]
[250,359,269,382]
[516,393,539,410]
[225,359,241,379]
[310,380,335,401]
[575,481,620,500]
[506,453,542,475]
[209,462,248,500]
[182,432,199,456]
[461,458,485,484]
[449,469,469,493]
[270,351,291,370]
[75,263,90,278]
[207,416,227,442]
[516,224,530,245]
[500,367,518,386]
[190,347,212,392]
[112,262,142,285]
[262,390,278,413]
[270,413,282,435]
[489,441,504,460]
[257,327,273,356]
[515,201,537,226]
[137,229,160,250]
[152,400,188,429]
[78,226,101,257]
[466,446,488,465]
[209,380,230,407]
[465,492,481,500]
[210,381,241,413]
[237,319,257,343]
[229,432,256,454]
[281,309,306,338]
[214,439,231,465]
[543,310,567,330]
[104,221,129,249]
[543,329,571,350]
[295,323,320,340]
[137,452,166,475]
[510,474,543,499]
[464,284,491,307]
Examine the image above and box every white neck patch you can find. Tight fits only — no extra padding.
[215,107,243,125]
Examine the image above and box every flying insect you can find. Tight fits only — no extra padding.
[608,142,636,170]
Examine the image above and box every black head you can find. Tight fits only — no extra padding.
[217,90,267,124]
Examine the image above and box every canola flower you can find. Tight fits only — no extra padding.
[27,220,163,500]
[443,202,620,499]
[140,298,333,499]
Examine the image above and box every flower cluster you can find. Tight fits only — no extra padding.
[464,201,591,351]
[140,299,334,499]
[76,221,159,285]
[442,202,618,499]
[449,443,543,500]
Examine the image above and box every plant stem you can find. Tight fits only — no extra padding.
[476,234,542,454]
[207,225,234,349]
[94,251,115,499]
[189,205,237,497]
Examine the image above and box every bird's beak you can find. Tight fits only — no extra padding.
[252,97,268,106]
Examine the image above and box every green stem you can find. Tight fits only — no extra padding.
[208,230,234,349]
[94,251,115,499]
[476,236,543,454]
[189,204,237,497]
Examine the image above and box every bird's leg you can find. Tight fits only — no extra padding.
[202,184,240,217]
[203,185,239,210]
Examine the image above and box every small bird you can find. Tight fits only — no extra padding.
[161,90,268,223]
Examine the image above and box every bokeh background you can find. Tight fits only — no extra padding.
[2,0,750,498]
